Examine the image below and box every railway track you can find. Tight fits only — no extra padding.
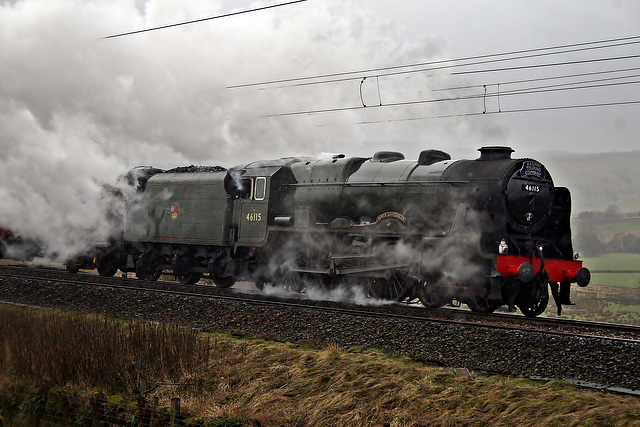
[1,263,639,343]
[2,263,640,394]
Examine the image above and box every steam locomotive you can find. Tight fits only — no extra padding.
[94,146,586,317]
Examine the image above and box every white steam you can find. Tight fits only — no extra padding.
[259,283,394,307]
[0,0,489,259]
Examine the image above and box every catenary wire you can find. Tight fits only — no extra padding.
[252,51,640,90]
[228,34,640,88]
[104,0,310,39]
[434,66,640,92]
[268,77,640,117]
[356,100,640,124]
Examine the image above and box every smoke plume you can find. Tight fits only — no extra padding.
[0,0,483,259]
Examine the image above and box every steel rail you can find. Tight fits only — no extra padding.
[1,265,639,344]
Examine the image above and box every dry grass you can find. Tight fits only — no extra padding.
[0,304,210,395]
[1,303,640,426]
[155,336,640,426]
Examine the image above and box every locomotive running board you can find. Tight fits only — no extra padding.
[290,263,411,276]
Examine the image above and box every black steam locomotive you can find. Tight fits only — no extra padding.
[99,145,588,317]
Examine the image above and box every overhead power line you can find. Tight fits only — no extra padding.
[357,100,640,125]
[281,52,640,92]
[434,66,640,93]
[449,53,640,78]
[268,75,640,118]
[249,30,640,122]
[228,34,640,89]
[104,0,310,39]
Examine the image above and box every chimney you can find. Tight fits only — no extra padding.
[478,146,514,161]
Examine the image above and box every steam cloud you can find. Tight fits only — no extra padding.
[1,0,493,259]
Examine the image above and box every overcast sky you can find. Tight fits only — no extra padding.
[1,0,639,255]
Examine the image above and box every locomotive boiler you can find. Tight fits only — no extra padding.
[121,146,589,317]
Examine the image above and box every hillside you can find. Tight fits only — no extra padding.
[537,151,640,214]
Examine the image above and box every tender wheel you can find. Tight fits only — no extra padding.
[137,268,161,281]
[518,281,549,317]
[212,275,235,288]
[173,254,202,284]
[136,253,161,281]
[416,278,447,308]
[467,296,502,314]
[66,260,80,274]
[177,272,202,285]
[97,265,118,277]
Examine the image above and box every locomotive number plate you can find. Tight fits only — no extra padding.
[239,204,268,242]
[522,184,540,193]
[246,212,263,222]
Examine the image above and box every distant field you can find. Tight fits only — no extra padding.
[582,253,640,288]
[539,151,640,214]
[555,281,640,325]
[574,217,640,241]
[598,218,640,237]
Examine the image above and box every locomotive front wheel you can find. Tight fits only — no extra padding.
[518,283,549,317]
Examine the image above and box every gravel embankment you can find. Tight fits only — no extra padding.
[1,275,639,392]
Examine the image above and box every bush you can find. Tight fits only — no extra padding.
[573,227,604,257]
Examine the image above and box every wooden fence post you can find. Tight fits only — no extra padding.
[93,392,106,426]
[170,397,181,427]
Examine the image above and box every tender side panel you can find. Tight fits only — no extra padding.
[125,172,230,246]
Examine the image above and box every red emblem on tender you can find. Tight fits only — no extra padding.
[171,203,179,220]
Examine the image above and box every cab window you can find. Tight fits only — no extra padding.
[224,171,253,199]
[241,179,253,199]
[254,177,267,201]
[232,178,252,199]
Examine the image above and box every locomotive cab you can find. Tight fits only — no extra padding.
[233,168,272,247]
[231,158,302,247]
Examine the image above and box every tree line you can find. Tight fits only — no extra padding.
[574,205,640,257]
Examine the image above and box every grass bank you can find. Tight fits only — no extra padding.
[1,304,639,426]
